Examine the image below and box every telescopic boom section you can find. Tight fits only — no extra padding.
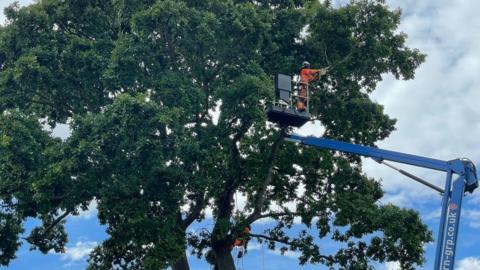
[288,135,456,173]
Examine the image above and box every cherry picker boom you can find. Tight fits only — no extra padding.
[286,135,478,270]
[266,73,479,269]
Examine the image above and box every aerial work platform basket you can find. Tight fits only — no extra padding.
[266,74,311,127]
[266,105,310,127]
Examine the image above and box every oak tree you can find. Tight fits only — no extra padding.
[0,1,432,270]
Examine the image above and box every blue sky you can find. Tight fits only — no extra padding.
[1,0,480,269]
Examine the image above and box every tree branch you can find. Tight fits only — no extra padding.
[182,194,207,229]
[26,98,55,107]
[249,233,336,263]
[246,129,286,224]
[196,64,225,124]
[24,211,70,242]
[255,211,298,220]
[43,211,70,234]
[215,123,249,219]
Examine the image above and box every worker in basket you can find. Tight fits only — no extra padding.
[297,61,328,111]
[230,225,251,258]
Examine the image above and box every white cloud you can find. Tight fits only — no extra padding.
[61,241,98,262]
[71,200,98,220]
[467,190,480,204]
[236,239,300,260]
[379,190,413,207]
[383,261,400,270]
[51,123,72,140]
[41,122,72,140]
[268,248,301,260]
[462,210,480,229]
[456,257,480,270]
[362,0,480,205]
[246,241,263,251]
[252,217,276,225]
[296,120,325,137]
[423,207,441,221]
[204,206,213,220]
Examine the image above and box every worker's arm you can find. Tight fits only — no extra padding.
[302,68,328,82]
[309,67,328,76]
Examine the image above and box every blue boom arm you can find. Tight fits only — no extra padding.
[287,134,478,270]
[288,135,463,173]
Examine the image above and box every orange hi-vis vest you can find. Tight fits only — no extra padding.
[300,68,321,84]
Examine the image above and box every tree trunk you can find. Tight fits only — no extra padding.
[171,251,190,270]
[214,246,236,270]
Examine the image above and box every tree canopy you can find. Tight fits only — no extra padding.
[0,1,432,270]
